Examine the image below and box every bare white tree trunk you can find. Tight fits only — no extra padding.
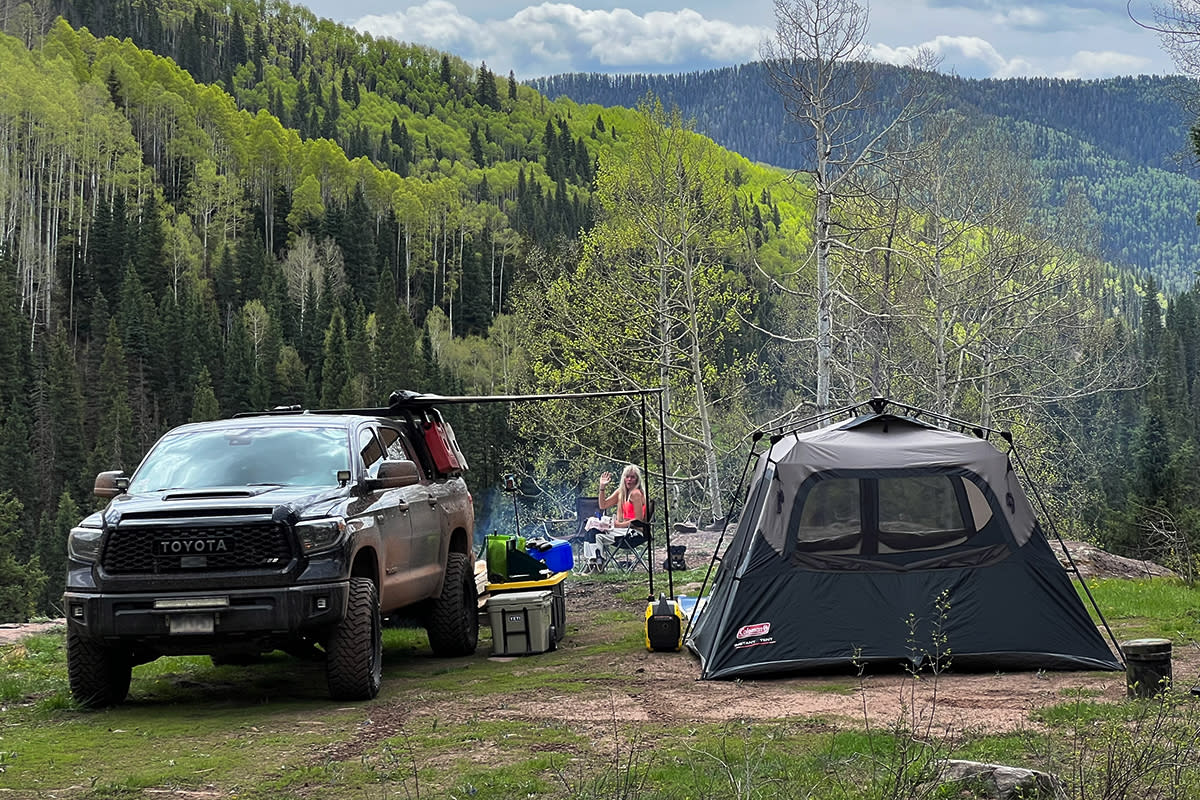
[814,184,832,413]
[763,0,932,414]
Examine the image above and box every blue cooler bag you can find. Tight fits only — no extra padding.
[526,539,574,573]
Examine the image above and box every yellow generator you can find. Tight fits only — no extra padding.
[645,594,685,652]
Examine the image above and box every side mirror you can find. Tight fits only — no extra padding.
[366,459,420,491]
[94,471,129,499]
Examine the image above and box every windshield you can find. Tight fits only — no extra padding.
[128,425,351,492]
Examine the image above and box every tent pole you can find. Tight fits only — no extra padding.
[683,431,764,644]
[762,396,1018,443]
[879,397,1010,441]
[764,400,866,436]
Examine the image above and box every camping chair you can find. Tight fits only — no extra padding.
[566,495,604,573]
[600,499,655,573]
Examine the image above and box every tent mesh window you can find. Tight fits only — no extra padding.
[794,478,862,553]
[791,472,992,555]
[877,475,971,552]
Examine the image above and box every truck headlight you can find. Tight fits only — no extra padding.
[68,525,103,562]
[296,517,347,554]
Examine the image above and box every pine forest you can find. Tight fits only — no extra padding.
[1,0,1199,620]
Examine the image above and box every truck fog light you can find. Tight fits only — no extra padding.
[315,597,328,610]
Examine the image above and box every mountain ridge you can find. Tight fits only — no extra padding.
[531,64,1200,290]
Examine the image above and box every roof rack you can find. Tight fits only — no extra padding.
[233,387,664,420]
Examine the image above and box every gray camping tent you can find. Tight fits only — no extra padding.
[687,410,1122,679]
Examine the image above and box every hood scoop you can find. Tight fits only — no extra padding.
[162,488,263,501]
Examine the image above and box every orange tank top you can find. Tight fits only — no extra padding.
[622,500,636,521]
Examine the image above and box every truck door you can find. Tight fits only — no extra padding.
[359,427,412,606]
[381,425,442,597]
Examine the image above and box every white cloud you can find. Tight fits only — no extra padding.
[990,6,1049,30]
[1055,50,1154,78]
[349,1,1173,81]
[352,1,770,77]
[871,35,1025,75]
[357,1,475,49]
[872,34,1156,80]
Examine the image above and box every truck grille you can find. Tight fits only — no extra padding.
[101,522,294,574]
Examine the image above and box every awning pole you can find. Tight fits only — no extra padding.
[657,390,675,600]
[640,392,654,601]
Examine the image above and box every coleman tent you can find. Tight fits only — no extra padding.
[687,405,1122,679]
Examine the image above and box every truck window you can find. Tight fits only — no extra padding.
[379,425,423,478]
[359,428,385,478]
[377,426,399,456]
[129,425,350,491]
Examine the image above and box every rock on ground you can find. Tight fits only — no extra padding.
[927,760,1068,800]
[1052,539,1176,580]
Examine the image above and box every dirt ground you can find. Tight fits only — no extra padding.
[4,535,1193,738]
[441,533,1197,737]
[0,618,64,646]
[455,584,1199,739]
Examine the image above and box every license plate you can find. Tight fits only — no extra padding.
[169,614,214,635]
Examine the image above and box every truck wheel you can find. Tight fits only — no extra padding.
[426,552,478,657]
[66,628,132,709]
[325,577,382,700]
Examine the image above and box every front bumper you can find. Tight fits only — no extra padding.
[63,582,350,648]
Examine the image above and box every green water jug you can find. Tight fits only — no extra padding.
[486,533,511,583]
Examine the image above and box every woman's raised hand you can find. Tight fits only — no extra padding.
[599,471,612,486]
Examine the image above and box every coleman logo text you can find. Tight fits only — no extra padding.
[736,622,771,639]
[156,539,230,555]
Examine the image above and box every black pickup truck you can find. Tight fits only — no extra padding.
[63,399,477,707]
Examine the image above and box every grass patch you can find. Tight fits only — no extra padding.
[0,691,358,794]
[1034,697,1135,728]
[5,574,1200,799]
[1082,578,1200,641]
[0,631,71,708]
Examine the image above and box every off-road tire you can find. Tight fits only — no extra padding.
[325,577,382,700]
[66,628,132,709]
[426,552,478,657]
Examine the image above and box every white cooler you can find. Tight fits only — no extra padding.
[487,590,553,655]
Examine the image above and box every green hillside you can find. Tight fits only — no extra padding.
[0,0,808,619]
[532,66,1200,290]
[2,0,1200,624]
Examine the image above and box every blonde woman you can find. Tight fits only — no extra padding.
[599,463,646,527]
[585,463,646,568]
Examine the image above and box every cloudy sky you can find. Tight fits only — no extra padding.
[299,0,1178,81]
